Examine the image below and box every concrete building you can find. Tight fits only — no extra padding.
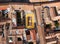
[0,0,60,44]
[0,2,38,44]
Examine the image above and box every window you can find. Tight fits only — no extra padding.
[16,30,19,34]
[44,24,51,35]
[28,42,33,44]
[54,7,58,16]
[17,37,22,41]
[0,10,2,17]
[15,10,22,26]
[28,17,32,26]
[1,10,8,18]
[6,23,10,30]
[12,14,17,27]
[9,31,12,35]
[25,30,30,35]
[21,10,25,25]
[44,6,51,20]
[0,25,4,37]
[45,24,51,29]
[26,13,35,29]
[54,21,59,27]
[5,13,8,18]
[2,33,4,37]
[9,37,13,43]
[13,10,25,27]
[2,25,4,37]
[2,10,5,17]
